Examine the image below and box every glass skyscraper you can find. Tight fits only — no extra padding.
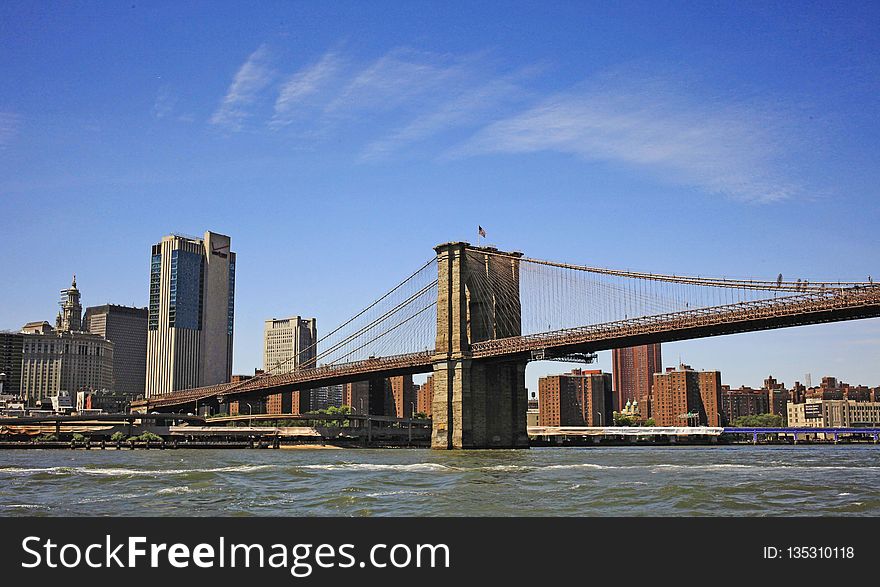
[145,231,235,397]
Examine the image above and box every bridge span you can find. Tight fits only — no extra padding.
[133,241,880,450]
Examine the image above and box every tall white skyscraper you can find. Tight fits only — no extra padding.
[263,316,317,374]
[145,231,235,397]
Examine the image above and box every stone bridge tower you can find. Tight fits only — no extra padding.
[431,242,529,449]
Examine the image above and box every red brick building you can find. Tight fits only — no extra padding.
[417,375,434,417]
[341,375,414,417]
[721,386,769,422]
[612,344,662,415]
[388,375,415,418]
[652,364,723,427]
[266,390,310,415]
[538,369,613,427]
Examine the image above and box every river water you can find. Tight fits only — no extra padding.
[1,446,878,516]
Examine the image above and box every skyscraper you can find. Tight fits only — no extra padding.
[84,304,148,397]
[612,343,662,415]
[263,316,317,374]
[145,231,235,397]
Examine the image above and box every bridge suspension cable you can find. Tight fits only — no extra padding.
[265,257,438,374]
[468,246,878,338]
[479,249,872,293]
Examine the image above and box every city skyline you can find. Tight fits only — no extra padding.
[2,2,878,392]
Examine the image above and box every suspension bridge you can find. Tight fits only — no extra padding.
[132,241,880,449]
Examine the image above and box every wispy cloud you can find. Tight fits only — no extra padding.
[203,47,807,203]
[359,69,534,161]
[266,47,534,159]
[325,48,471,115]
[450,72,800,202]
[272,51,343,127]
[152,86,177,119]
[210,44,275,130]
[0,111,21,147]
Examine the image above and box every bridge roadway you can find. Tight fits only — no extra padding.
[529,426,880,437]
[0,413,206,426]
[135,284,880,412]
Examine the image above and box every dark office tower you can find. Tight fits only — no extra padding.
[612,343,662,416]
[0,331,24,396]
[343,381,371,414]
[145,231,236,397]
[84,305,148,397]
[310,384,344,411]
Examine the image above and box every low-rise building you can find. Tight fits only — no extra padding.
[787,399,824,427]
[786,399,880,427]
[526,408,539,427]
[721,386,769,422]
[75,389,131,413]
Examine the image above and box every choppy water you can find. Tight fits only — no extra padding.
[2,446,879,516]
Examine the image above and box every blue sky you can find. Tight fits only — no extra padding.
[2,1,879,391]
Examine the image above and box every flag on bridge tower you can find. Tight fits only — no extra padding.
[478,225,486,238]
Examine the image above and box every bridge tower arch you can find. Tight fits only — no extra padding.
[431,242,529,449]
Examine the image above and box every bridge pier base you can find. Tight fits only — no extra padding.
[431,358,528,449]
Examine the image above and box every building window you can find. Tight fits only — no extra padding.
[168,249,204,330]
[149,253,161,330]
[227,259,235,336]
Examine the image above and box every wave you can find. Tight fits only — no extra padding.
[652,464,754,470]
[0,464,277,477]
[477,464,533,472]
[364,490,432,497]
[157,486,198,495]
[542,463,616,471]
[301,463,453,472]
